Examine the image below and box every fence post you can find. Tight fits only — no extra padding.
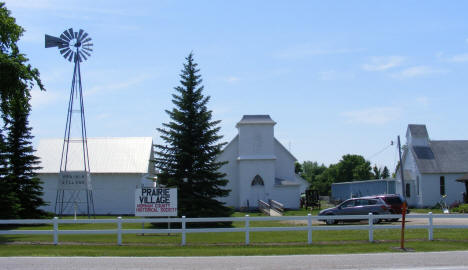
[368,213,374,242]
[53,217,58,245]
[181,216,186,246]
[117,216,122,246]
[307,214,312,244]
[245,215,250,245]
[428,212,433,241]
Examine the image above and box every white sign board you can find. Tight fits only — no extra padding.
[58,171,92,190]
[135,188,178,216]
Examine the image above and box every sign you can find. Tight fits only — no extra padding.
[135,188,177,216]
[58,171,92,190]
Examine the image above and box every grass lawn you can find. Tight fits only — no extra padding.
[1,210,467,256]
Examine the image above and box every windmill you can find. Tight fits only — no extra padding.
[45,28,95,218]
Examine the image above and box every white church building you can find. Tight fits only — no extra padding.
[217,115,308,209]
[396,124,468,207]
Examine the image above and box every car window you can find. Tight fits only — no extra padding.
[383,197,402,204]
[341,200,355,208]
[367,199,377,205]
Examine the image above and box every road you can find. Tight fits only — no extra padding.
[1,251,468,270]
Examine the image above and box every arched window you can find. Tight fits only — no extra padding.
[251,175,264,186]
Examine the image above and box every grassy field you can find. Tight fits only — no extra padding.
[0,210,467,256]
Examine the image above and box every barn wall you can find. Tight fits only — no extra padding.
[39,173,145,215]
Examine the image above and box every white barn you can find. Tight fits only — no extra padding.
[36,137,154,215]
[217,115,308,209]
[396,125,468,207]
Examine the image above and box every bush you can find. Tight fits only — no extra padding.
[452,204,468,213]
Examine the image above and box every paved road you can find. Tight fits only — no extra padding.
[2,251,468,270]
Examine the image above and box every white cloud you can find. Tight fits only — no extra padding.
[362,56,405,71]
[317,70,355,81]
[392,66,447,79]
[225,76,240,83]
[342,107,403,125]
[275,44,364,59]
[85,74,151,96]
[446,53,468,63]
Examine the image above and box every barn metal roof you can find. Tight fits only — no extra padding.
[36,137,153,174]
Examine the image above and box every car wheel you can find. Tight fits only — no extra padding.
[325,215,337,225]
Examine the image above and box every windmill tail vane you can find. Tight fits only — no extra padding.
[45,28,93,62]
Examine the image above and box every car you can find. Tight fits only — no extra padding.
[370,194,409,222]
[319,197,391,225]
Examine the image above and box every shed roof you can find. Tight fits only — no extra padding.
[36,137,153,174]
[411,140,468,173]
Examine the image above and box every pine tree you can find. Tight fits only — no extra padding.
[382,166,390,179]
[0,3,45,218]
[154,53,232,218]
[0,128,21,218]
[4,89,46,218]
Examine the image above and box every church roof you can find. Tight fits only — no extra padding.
[407,124,429,137]
[237,115,276,126]
[410,140,468,174]
[36,137,153,174]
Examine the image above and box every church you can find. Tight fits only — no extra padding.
[35,115,308,215]
[217,115,308,209]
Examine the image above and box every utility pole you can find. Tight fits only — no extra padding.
[398,135,406,200]
[397,135,407,250]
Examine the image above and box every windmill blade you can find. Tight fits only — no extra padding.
[63,50,72,60]
[74,31,78,38]
[67,28,74,39]
[45,34,65,48]
[83,43,93,47]
[60,48,69,55]
[83,47,93,52]
[60,33,70,41]
[82,37,92,43]
[79,51,87,61]
[63,29,72,40]
[81,32,89,41]
[77,29,84,40]
[67,51,74,62]
[82,50,91,57]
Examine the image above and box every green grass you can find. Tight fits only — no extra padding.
[1,211,467,256]
[0,240,467,257]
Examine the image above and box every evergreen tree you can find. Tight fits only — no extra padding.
[373,165,381,179]
[382,166,390,179]
[154,53,232,218]
[0,127,20,218]
[4,88,45,218]
[0,3,45,218]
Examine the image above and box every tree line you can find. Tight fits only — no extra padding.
[296,154,390,196]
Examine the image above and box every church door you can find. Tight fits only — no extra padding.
[249,175,266,207]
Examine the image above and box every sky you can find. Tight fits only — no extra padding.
[3,0,468,172]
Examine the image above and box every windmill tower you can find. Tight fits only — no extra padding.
[45,28,95,218]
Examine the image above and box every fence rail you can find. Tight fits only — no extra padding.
[1,213,467,246]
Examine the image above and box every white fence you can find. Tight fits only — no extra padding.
[1,213,467,246]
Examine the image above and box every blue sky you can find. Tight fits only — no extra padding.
[4,0,468,171]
